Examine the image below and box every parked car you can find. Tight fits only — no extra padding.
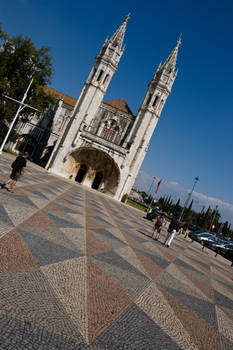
[145,209,159,221]
[145,211,154,221]
[204,237,227,251]
[197,233,216,245]
[222,238,233,244]
[216,243,233,262]
[188,230,204,240]
[188,231,213,244]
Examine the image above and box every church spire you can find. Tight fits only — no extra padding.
[109,14,130,50]
[162,35,181,71]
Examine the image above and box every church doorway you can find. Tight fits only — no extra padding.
[75,164,87,183]
[92,172,103,190]
[66,148,120,196]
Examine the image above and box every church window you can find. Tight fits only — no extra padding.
[101,119,118,142]
[152,96,159,107]
[159,99,164,111]
[97,69,104,82]
[103,74,110,86]
[146,93,152,105]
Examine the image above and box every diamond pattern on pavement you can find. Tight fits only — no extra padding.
[0,153,233,349]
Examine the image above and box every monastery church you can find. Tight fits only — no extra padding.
[10,15,180,200]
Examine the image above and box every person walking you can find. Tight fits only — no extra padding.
[178,222,184,235]
[178,221,189,236]
[164,217,180,247]
[1,151,29,193]
[183,222,189,238]
[152,215,165,240]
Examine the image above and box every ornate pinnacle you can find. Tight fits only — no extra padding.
[125,13,131,22]
[109,14,130,49]
[162,36,181,72]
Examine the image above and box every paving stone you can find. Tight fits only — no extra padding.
[18,228,82,266]
[93,303,181,350]
[0,229,37,275]
[0,204,14,226]
[44,211,83,229]
[135,246,171,269]
[0,313,88,350]
[87,258,132,343]
[158,285,221,350]
[92,253,151,301]
[214,290,233,310]
[41,257,88,342]
[135,282,198,350]
[90,228,127,250]
[161,285,218,329]
[0,268,85,341]
[0,153,232,349]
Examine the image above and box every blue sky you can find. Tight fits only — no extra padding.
[1,0,233,223]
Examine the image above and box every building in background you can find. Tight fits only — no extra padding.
[8,15,180,200]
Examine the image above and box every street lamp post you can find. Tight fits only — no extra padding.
[179,176,199,221]
[0,78,40,156]
[146,177,156,213]
[209,205,218,232]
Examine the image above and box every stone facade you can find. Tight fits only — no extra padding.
[9,87,75,166]
[9,15,180,200]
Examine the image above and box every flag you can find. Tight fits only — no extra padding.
[155,179,162,193]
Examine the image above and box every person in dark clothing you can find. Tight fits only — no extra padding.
[164,217,181,247]
[1,152,29,193]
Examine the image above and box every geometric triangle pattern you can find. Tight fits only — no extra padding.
[0,153,233,349]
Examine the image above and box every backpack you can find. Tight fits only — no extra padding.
[156,219,162,227]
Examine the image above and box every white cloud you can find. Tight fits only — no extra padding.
[134,170,233,225]
[194,191,233,209]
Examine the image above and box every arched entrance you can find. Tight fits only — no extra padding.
[75,164,87,183]
[64,148,120,196]
[92,172,103,190]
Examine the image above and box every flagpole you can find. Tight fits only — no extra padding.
[146,177,156,213]
[179,176,199,221]
[147,178,162,213]
[147,177,156,196]
[0,78,34,155]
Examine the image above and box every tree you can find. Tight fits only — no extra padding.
[140,191,148,201]
[202,206,212,229]
[0,23,54,143]
[172,198,182,217]
[183,199,193,221]
[222,221,231,237]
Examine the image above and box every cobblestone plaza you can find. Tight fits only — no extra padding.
[0,153,233,349]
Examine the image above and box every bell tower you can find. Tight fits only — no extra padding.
[116,38,181,198]
[47,15,130,173]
